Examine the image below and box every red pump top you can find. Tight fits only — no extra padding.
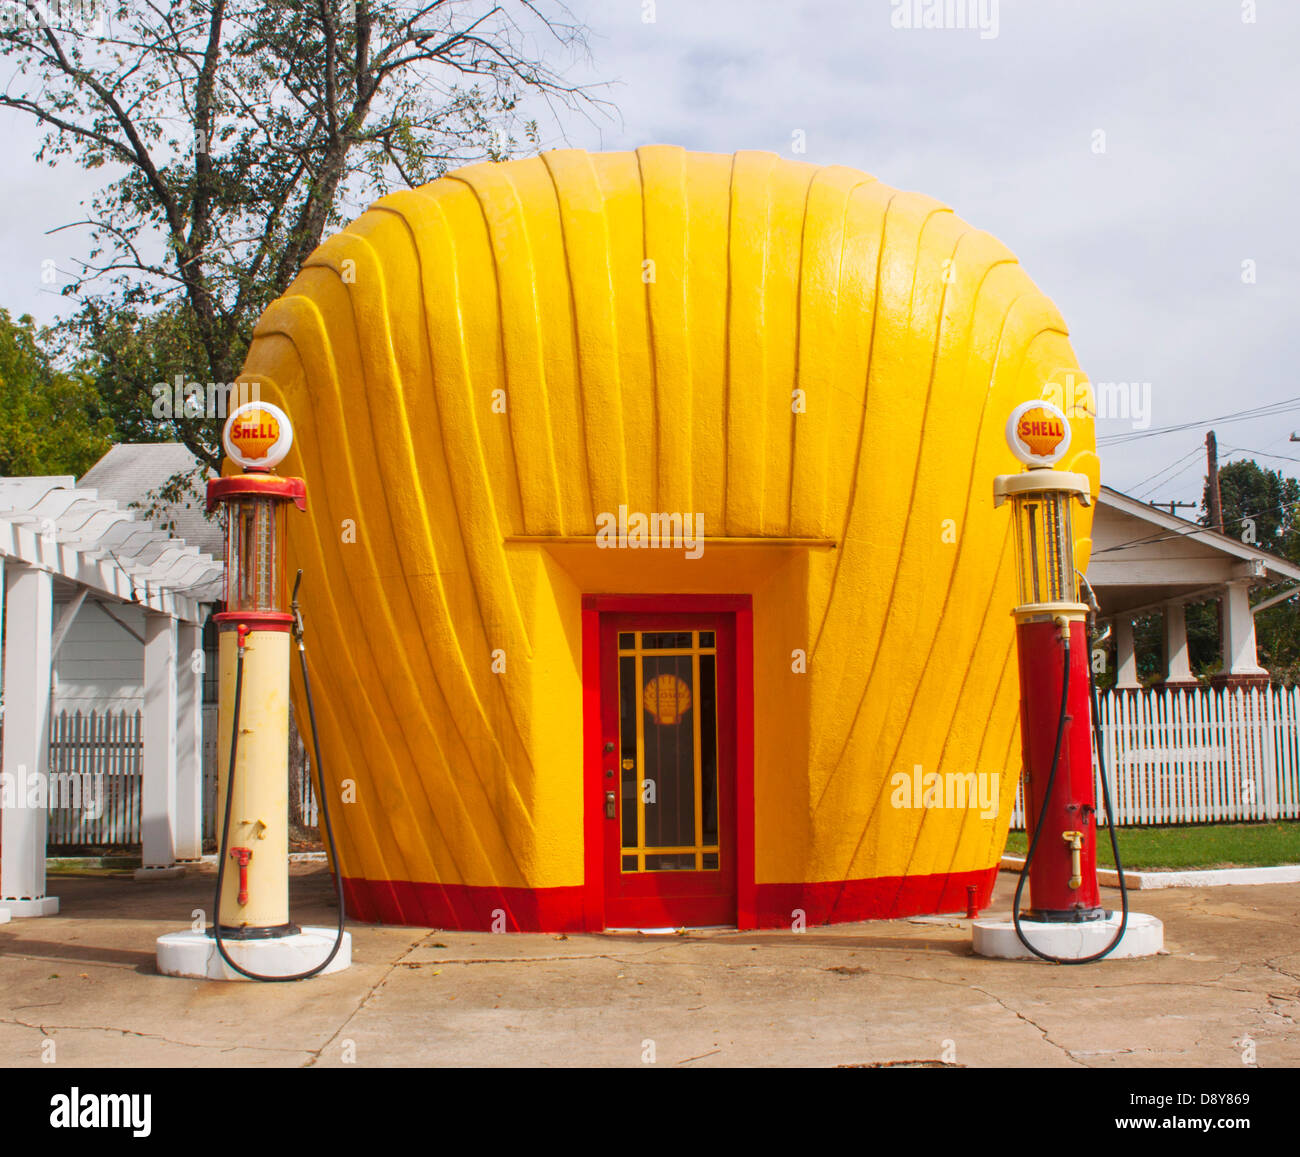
[206,474,307,514]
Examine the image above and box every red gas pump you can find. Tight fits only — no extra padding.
[972,400,1163,962]
[998,462,1103,924]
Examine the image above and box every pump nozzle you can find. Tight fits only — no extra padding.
[1076,570,1111,646]
[291,569,305,647]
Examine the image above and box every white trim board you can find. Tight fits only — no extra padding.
[999,854,1300,890]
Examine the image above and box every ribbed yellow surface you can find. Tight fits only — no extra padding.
[237,147,1099,895]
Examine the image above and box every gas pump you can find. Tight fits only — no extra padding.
[971,400,1163,961]
[156,402,350,980]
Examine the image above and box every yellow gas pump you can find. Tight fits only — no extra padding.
[211,466,301,934]
[155,402,350,980]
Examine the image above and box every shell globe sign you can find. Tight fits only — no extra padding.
[230,147,1099,931]
[1006,399,1073,467]
[223,401,293,471]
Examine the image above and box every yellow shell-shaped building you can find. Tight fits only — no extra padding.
[238,147,1099,930]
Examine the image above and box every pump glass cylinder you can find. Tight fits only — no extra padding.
[225,497,286,613]
[1012,491,1077,607]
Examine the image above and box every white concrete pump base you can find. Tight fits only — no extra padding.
[156,927,351,980]
[972,911,1164,961]
[0,896,59,918]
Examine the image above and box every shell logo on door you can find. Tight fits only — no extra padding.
[643,673,692,725]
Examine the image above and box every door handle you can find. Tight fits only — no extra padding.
[605,790,616,819]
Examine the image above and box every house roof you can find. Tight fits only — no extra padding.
[1088,485,1300,616]
[79,442,222,558]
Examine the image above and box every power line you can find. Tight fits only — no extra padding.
[1130,445,1202,499]
[1097,396,1300,446]
[1223,445,1300,466]
[1121,431,1300,501]
[1138,455,1206,500]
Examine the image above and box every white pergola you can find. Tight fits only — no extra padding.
[0,476,222,920]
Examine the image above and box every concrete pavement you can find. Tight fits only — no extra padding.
[1,864,1296,1067]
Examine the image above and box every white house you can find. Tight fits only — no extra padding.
[1089,486,1300,688]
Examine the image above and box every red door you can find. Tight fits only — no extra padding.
[597,611,738,928]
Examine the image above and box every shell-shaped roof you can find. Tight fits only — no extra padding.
[238,148,1099,920]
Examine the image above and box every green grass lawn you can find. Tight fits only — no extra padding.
[1003,821,1300,871]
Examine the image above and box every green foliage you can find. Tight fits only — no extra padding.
[67,303,213,449]
[1205,458,1300,558]
[0,309,113,476]
[1133,612,1163,684]
[1184,600,1221,676]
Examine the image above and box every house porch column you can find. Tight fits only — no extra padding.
[1113,614,1141,689]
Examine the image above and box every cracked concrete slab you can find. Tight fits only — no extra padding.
[1,864,1296,1067]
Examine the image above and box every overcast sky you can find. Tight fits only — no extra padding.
[3,0,1298,507]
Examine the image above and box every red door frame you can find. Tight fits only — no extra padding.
[599,608,737,927]
[581,594,755,931]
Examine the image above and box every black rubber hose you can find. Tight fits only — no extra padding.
[294,575,349,969]
[1011,628,1129,964]
[1090,661,1131,948]
[210,576,347,981]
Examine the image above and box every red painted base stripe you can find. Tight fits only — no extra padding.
[751,865,1000,929]
[341,877,588,932]
[341,865,1000,932]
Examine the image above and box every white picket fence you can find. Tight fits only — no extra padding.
[46,709,143,846]
[36,707,316,850]
[1011,685,1300,828]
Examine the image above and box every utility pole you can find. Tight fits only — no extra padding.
[1151,500,1197,518]
[1206,430,1223,531]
